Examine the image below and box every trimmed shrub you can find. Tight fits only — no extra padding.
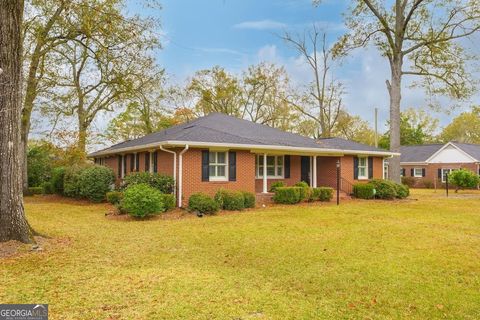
[78,165,115,202]
[309,188,321,201]
[188,193,219,215]
[160,193,176,211]
[106,191,123,205]
[41,181,54,194]
[369,179,397,199]
[63,165,89,198]
[448,169,480,191]
[401,176,415,187]
[269,181,285,192]
[294,181,310,201]
[242,191,256,208]
[214,189,245,211]
[123,172,174,194]
[353,183,375,199]
[28,186,43,195]
[121,184,164,218]
[51,167,66,194]
[395,183,410,199]
[317,187,334,202]
[273,187,302,204]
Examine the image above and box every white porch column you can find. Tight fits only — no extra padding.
[262,153,268,193]
[149,151,153,173]
[309,157,313,186]
[121,154,125,178]
[313,156,317,188]
[133,152,137,171]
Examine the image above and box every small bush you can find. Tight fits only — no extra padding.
[395,183,410,199]
[106,191,123,205]
[51,167,66,194]
[423,180,433,189]
[273,187,302,204]
[242,191,256,208]
[214,189,245,210]
[63,165,89,198]
[41,181,54,194]
[401,176,415,187]
[448,169,480,191]
[160,193,176,211]
[317,187,334,202]
[28,186,43,195]
[353,183,375,199]
[369,179,397,199]
[188,193,219,215]
[309,188,321,201]
[123,172,174,194]
[269,181,285,192]
[78,165,115,202]
[121,184,164,218]
[294,181,310,201]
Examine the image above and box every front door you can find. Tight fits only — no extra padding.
[301,156,310,185]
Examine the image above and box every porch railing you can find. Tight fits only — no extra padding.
[340,177,354,196]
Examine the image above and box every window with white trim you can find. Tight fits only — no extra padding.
[413,168,423,177]
[441,168,455,183]
[256,155,284,178]
[358,156,368,179]
[209,152,227,181]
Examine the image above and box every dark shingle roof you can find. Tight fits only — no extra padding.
[400,144,444,162]
[400,142,480,163]
[90,113,391,156]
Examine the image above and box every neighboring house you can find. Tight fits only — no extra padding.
[400,142,480,188]
[88,113,396,207]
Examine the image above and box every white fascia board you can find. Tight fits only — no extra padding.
[425,142,478,163]
[88,140,400,158]
[400,162,428,165]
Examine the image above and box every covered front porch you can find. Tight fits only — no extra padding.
[253,153,342,194]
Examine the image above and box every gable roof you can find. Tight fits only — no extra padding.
[400,142,480,163]
[89,113,394,157]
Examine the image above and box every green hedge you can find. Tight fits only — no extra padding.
[51,167,66,194]
[395,183,410,199]
[188,193,219,215]
[78,165,115,202]
[106,191,123,205]
[449,169,480,190]
[353,183,375,199]
[214,189,245,211]
[123,172,174,194]
[269,181,285,192]
[317,187,334,201]
[242,191,256,208]
[273,187,302,204]
[41,181,54,194]
[294,181,310,201]
[121,184,164,218]
[63,165,89,198]
[160,193,176,211]
[369,179,397,200]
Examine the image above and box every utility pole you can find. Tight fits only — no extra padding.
[374,107,378,148]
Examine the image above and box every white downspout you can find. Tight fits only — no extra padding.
[313,156,317,188]
[178,145,189,208]
[160,145,177,197]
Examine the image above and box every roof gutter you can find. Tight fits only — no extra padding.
[88,140,399,158]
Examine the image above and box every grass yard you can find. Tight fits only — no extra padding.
[1,189,480,319]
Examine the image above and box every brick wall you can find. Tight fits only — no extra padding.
[181,148,256,204]
[401,163,479,188]
[339,155,384,185]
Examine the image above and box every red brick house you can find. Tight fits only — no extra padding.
[89,113,397,206]
[400,142,480,188]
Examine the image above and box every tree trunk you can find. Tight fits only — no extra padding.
[0,0,33,243]
[387,59,402,183]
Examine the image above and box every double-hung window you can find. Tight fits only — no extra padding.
[413,168,423,177]
[256,155,284,178]
[358,157,368,179]
[441,168,454,183]
[383,160,389,180]
[209,152,227,181]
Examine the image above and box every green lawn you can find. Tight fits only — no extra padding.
[1,189,480,319]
